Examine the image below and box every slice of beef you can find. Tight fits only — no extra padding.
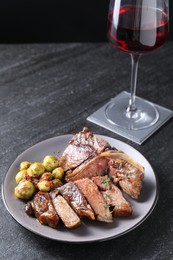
[108,159,144,199]
[52,195,81,229]
[102,185,133,217]
[75,178,113,223]
[100,150,144,199]
[59,127,110,171]
[92,175,111,191]
[25,201,34,216]
[65,155,108,182]
[24,191,59,228]
[58,182,95,220]
[92,175,132,217]
[49,189,59,200]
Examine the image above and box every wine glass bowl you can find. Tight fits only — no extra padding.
[105,0,169,130]
[107,2,169,53]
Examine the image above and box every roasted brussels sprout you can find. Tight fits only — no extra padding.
[37,180,51,192]
[40,172,52,181]
[14,180,35,199]
[42,155,59,172]
[27,162,45,178]
[15,169,27,183]
[52,167,64,180]
[20,161,31,171]
[52,179,63,189]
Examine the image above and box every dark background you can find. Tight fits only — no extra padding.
[0,0,172,43]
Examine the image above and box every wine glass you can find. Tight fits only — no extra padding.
[105,0,169,130]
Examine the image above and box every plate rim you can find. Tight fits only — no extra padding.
[1,134,159,243]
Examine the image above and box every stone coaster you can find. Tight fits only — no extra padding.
[87,91,173,144]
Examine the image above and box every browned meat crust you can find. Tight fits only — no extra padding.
[102,185,133,217]
[75,178,113,223]
[25,191,59,228]
[65,156,108,182]
[92,176,132,217]
[60,128,144,199]
[59,127,110,171]
[24,128,145,230]
[108,158,144,199]
[58,182,95,220]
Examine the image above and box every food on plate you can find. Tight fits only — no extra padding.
[103,184,132,217]
[14,127,145,230]
[27,162,45,178]
[15,180,35,199]
[104,150,144,199]
[36,172,59,192]
[59,127,110,171]
[14,155,63,195]
[52,195,81,229]
[52,167,64,180]
[43,155,59,172]
[92,175,132,217]
[37,180,51,192]
[25,191,59,228]
[15,169,27,183]
[65,155,108,182]
[19,161,31,171]
[61,128,144,198]
[75,178,113,222]
[58,182,95,220]
[51,179,63,189]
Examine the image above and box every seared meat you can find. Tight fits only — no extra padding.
[62,132,144,199]
[108,159,144,199]
[59,127,110,171]
[92,175,132,217]
[102,185,132,217]
[24,191,59,228]
[52,195,81,229]
[25,201,34,216]
[100,150,144,199]
[23,128,146,230]
[65,156,108,182]
[92,175,111,191]
[58,182,95,220]
[75,178,113,223]
[49,189,59,200]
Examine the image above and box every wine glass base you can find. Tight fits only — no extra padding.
[105,94,159,130]
[87,91,173,144]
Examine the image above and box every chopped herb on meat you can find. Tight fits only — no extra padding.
[101,177,110,190]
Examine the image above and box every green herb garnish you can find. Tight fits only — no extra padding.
[104,203,110,209]
[101,177,110,190]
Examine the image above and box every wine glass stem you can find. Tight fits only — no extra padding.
[126,53,141,114]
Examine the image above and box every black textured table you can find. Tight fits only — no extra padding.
[0,42,173,260]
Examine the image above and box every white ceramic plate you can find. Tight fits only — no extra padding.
[2,135,159,243]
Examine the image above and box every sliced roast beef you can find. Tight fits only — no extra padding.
[92,175,132,217]
[49,188,59,200]
[65,155,108,182]
[24,191,59,228]
[92,175,111,191]
[75,178,113,223]
[59,127,110,171]
[102,185,133,217]
[108,159,144,199]
[62,129,144,198]
[58,182,95,220]
[52,195,81,229]
[99,150,144,199]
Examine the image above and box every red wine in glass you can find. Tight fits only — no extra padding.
[105,1,169,130]
[108,5,169,53]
